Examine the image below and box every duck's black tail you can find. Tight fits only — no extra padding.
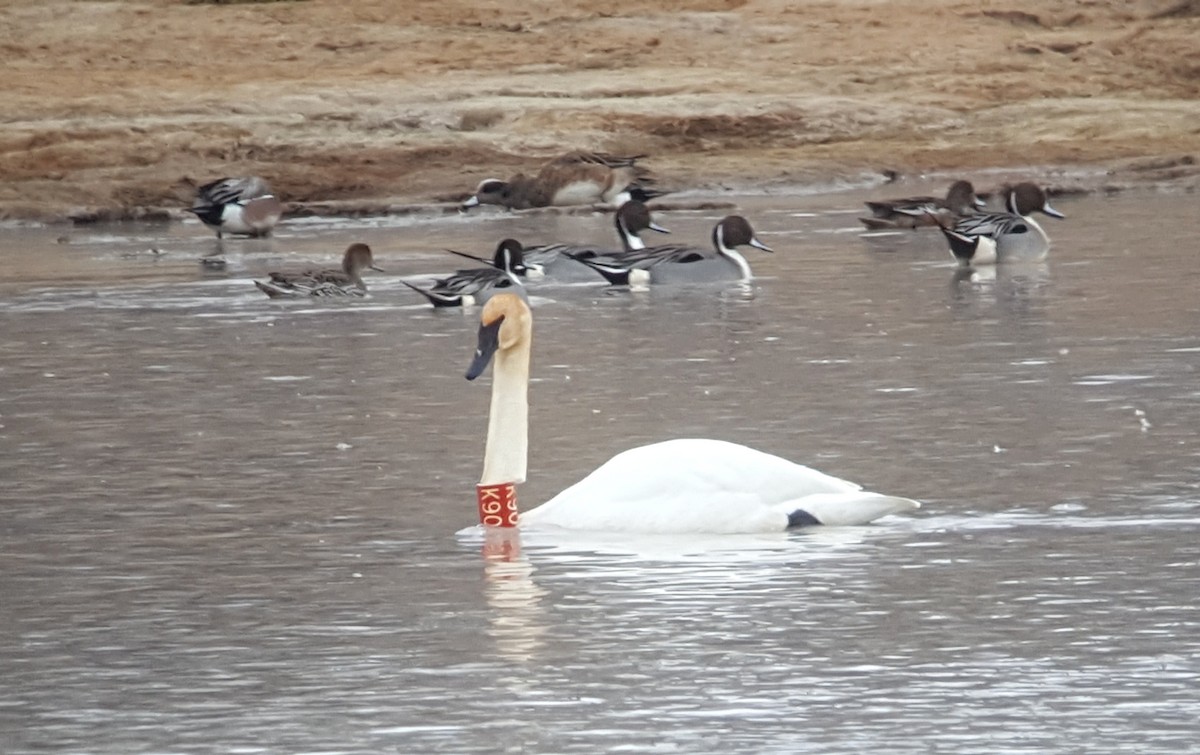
[563,253,632,286]
[400,280,463,308]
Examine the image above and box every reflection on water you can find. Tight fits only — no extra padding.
[1,189,1199,753]
[482,532,548,664]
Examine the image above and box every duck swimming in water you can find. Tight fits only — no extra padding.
[567,215,773,286]
[254,243,383,298]
[403,239,528,308]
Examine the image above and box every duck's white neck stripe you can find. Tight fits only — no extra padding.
[1022,214,1048,241]
[618,214,644,251]
[716,225,753,280]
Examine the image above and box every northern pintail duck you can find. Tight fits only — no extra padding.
[859,180,985,230]
[254,243,383,298]
[461,151,662,210]
[940,182,1064,264]
[187,176,283,238]
[448,201,670,280]
[403,238,527,307]
[568,215,773,286]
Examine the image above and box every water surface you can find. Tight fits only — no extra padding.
[2,187,1198,753]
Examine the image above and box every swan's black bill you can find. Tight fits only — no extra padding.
[466,315,505,380]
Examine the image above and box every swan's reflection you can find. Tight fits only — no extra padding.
[467,520,916,664]
[481,528,548,662]
[462,521,887,562]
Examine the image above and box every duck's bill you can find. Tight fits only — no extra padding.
[648,221,671,235]
[466,316,505,380]
[461,195,481,209]
[973,196,988,208]
[1042,202,1065,219]
[750,237,774,253]
[369,265,386,273]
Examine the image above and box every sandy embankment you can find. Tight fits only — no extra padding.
[0,0,1197,222]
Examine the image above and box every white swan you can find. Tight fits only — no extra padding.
[465,293,920,534]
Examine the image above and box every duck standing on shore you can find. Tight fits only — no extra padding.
[187,176,283,239]
[461,151,663,210]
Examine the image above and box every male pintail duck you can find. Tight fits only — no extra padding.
[461,151,662,210]
[464,292,921,533]
[568,215,773,286]
[859,180,985,230]
[187,176,283,239]
[446,201,670,280]
[254,243,383,298]
[403,238,527,308]
[940,182,1064,264]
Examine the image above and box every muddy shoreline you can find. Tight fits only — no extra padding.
[2,0,1198,224]
[42,153,1196,227]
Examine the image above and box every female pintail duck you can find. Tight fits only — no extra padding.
[859,180,985,230]
[941,182,1065,264]
[446,201,670,280]
[568,215,773,286]
[254,243,383,298]
[187,176,283,239]
[403,239,527,308]
[461,151,663,210]
[465,293,920,534]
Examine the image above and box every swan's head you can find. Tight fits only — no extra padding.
[465,293,532,380]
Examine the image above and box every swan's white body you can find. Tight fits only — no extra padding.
[467,294,919,535]
[521,438,919,533]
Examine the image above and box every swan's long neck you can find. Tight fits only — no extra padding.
[481,338,530,485]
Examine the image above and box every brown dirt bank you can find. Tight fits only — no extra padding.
[1,0,1198,222]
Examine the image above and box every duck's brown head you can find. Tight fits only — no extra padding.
[343,243,384,274]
